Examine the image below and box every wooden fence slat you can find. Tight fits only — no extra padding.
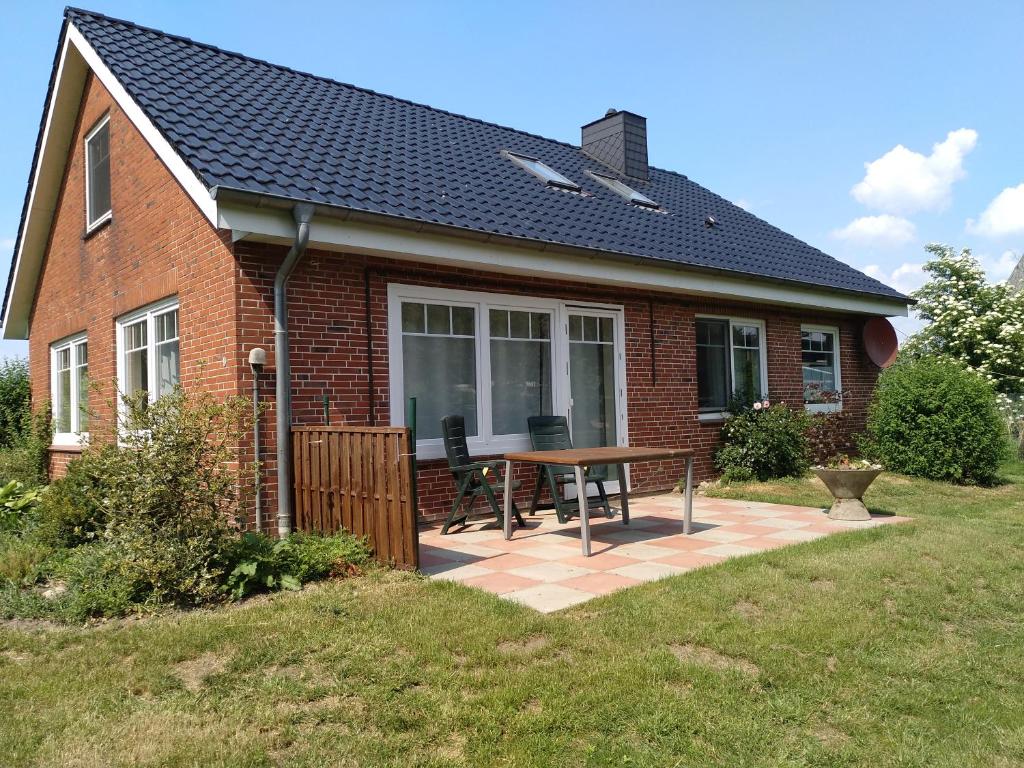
[318,432,330,532]
[341,433,353,534]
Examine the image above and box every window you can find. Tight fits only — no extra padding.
[503,150,580,191]
[695,317,767,414]
[85,115,111,231]
[116,299,180,407]
[51,334,88,443]
[801,325,841,411]
[390,285,627,462]
[489,309,552,436]
[586,170,659,208]
[400,301,478,440]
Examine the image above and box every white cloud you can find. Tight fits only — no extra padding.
[734,198,752,211]
[831,215,916,247]
[863,261,927,296]
[979,249,1020,283]
[0,238,14,252]
[967,183,1024,237]
[851,128,977,214]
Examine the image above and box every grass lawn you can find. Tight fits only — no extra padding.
[1,462,1022,767]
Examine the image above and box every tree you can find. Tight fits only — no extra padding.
[903,244,1024,402]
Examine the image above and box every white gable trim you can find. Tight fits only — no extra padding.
[2,23,215,340]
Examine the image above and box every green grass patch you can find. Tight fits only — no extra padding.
[2,464,1023,766]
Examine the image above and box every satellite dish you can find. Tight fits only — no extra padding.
[863,317,898,368]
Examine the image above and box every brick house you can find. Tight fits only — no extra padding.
[2,9,910,533]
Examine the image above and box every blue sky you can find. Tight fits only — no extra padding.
[2,0,1022,359]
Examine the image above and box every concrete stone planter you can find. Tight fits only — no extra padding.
[812,467,882,521]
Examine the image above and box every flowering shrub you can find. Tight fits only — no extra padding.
[864,357,1008,485]
[714,399,811,482]
[903,244,1024,417]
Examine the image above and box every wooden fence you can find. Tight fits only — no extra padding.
[292,426,419,569]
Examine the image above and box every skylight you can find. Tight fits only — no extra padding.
[503,151,580,191]
[587,170,659,209]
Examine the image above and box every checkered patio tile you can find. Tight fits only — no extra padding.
[418,493,910,612]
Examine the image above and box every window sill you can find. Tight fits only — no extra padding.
[49,442,85,453]
[83,213,112,240]
[697,412,729,424]
[805,403,842,414]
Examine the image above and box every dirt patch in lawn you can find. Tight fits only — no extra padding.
[732,600,764,620]
[669,644,760,676]
[810,722,850,748]
[498,635,549,655]
[173,651,231,692]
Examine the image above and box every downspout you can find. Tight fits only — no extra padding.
[274,203,316,537]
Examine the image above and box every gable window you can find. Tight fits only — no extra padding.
[696,317,767,415]
[116,298,180,408]
[586,170,659,209]
[801,325,841,411]
[51,334,89,443]
[503,150,580,191]
[85,115,111,231]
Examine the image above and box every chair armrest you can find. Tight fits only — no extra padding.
[460,461,504,474]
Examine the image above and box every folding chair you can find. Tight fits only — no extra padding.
[526,415,613,523]
[440,414,524,535]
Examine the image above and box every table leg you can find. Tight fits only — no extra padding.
[617,464,629,525]
[683,456,694,535]
[575,465,591,556]
[503,460,514,540]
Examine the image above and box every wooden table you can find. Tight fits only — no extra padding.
[502,446,696,556]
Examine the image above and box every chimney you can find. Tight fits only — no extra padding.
[581,108,649,181]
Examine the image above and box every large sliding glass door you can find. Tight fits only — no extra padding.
[389,286,627,475]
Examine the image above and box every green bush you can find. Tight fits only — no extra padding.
[29,460,106,548]
[715,401,811,482]
[224,530,370,600]
[0,358,30,450]
[0,406,53,487]
[864,357,1009,485]
[55,542,139,621]
[66,389,252,609]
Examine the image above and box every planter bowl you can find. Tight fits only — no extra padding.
[812,467,882,521]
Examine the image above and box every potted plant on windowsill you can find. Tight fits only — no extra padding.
[812,454,882,521]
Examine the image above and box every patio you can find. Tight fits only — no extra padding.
[419,492,909,612]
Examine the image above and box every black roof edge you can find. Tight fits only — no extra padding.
[212,185,914,309]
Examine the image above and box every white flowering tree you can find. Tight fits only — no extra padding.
[904,244,1024,397]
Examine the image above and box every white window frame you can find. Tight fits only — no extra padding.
[115,297,180,418]
[695,315,769,421]
[388,284,628,461]
[586,170,659,209]
[84,114,112,233]
[801,324,842,413]
[502,150,581,191]
[50,332,89,446]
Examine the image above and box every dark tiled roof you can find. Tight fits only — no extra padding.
[66,8,906,302]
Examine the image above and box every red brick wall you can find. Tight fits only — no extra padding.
[28,73,240,474]
[234,241,881,525]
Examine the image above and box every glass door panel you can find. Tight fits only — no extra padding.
[567,311,621,488]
